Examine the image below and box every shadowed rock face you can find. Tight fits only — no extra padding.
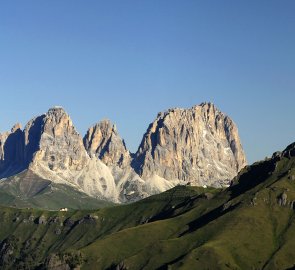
[0,109,87,179]
[133,102,247,187]
[1,107,118,201]
[0,124,24,178]
[25,107,119,200]
[23,115,45,166]
[0,103,247,202]
[84,120,131,168]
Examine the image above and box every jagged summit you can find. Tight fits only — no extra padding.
[0,102,247,202]
[134,102,247,187]
[1,138,295,269]
[199,101,215,107]
[11,123,22,133]
[155,102,221,125]
[84,119,131,168]
[52,105,64,109]
[49,105,66,111]
[46,106,68,119]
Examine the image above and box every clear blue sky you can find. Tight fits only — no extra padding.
[0,1,294,164]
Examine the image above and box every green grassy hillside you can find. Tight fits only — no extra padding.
[1,145,295,269]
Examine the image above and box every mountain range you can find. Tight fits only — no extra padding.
[0,141,295,269]
[0,102,246,205]
[1,103,295,269]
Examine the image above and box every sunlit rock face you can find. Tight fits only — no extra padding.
[84,119,131,168]
[22,107,117,201]
[28,107,89,174]
[133,102,247,187]
[0,103,247,202]
[84,120,145,202]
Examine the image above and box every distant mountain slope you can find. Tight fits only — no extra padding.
[0,103,246,203]
[0,170,113,210]
[0,142,295,269]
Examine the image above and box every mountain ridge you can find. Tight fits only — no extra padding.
[0,103,247,203]
[0,141,294,269]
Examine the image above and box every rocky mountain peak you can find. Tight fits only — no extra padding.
[84,120,131,167]
[29,107,88,173]
[0,103,247,202]
[134,102,247,187]
[11,123,22,133]
[48,105,66,113]
[42,106,75,137]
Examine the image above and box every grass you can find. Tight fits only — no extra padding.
[1,148,295,268]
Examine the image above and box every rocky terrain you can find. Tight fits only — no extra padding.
[84,119,131,168]
[0,142,295,269]
[0,103,247,203]
[133,102,247,187]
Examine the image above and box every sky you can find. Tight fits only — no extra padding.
[0,1,294,164]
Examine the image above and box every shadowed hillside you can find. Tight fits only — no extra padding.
[1,143,295,269]
[0,170,113,210]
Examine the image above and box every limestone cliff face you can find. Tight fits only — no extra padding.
[84,120,131,168]
[0,103,247,202]
[0,123,24,177]
[0,131,9,161]
[25,107,117,200]
[134,102,247,187]
[83,120,145,202]
[0,108,119,201]
[28,107,88,174]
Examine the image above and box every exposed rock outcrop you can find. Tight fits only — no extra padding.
[37,216,47,225]
[0,238,17,267]
[28,107,88,176]
[278,192,288,206]
[133,102,247,187]
[0,123,24,177]
[84,120,148,202]
[84,120,131,168]
[0,131,10,162]
[0,107,118,201]
[25,107,117,200]
[0,103,247,202]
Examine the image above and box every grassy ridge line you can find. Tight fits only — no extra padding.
[1,149,295,269]
[0,186,209,269]
[80,157,295,269]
